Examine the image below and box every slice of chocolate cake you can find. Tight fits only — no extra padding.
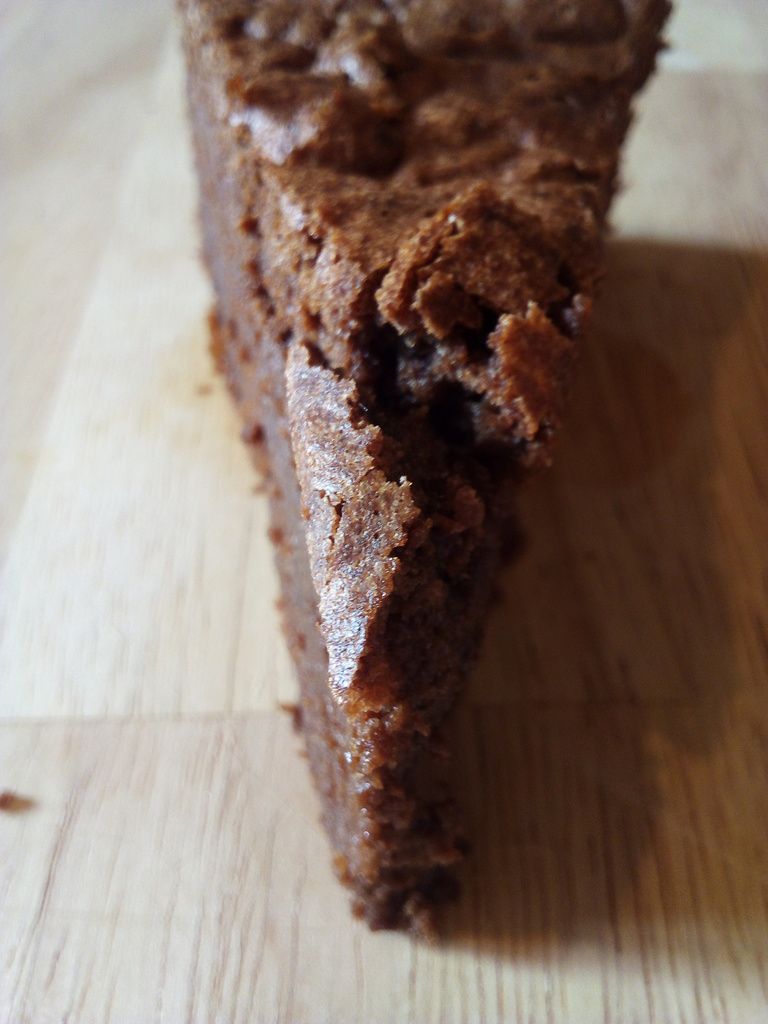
[179,0,670,933]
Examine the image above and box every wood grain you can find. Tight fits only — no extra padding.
[0,39,294,717]
[1,1,766,1021]
[1,704,765,1023]
[0,0,170,554]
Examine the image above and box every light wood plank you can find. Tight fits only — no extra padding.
[0,40,291,717]
[663,0,768,72]
[1,1,767,1021]
[0,0,169,554]
[615,71,768,244]
[1,710,765,1023]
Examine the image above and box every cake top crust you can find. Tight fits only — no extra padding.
[184,0,668,456]
[191,0,668,186]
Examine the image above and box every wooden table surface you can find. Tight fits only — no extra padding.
[1,2,767,1022]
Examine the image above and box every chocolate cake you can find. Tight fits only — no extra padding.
[179,0,670,933]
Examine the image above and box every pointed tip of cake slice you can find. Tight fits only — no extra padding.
[287,339,421,707]
[287,338,489,930]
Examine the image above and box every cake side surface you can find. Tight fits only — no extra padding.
[179,0,670,931]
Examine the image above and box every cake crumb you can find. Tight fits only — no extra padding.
[0,790,35,814]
